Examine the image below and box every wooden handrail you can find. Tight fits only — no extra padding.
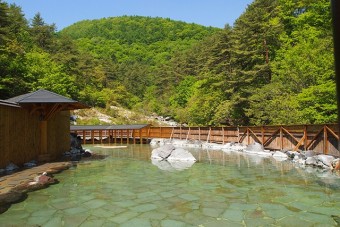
[71,124,339,156]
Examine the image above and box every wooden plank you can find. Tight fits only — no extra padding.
[281,127,300,144]
[40,120,48,154]
[326,125,339,140]
[186,127,191,141]
[263,128,280,146]
[306,127,324,150]
[247,127,262,144]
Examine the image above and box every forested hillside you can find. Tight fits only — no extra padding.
[0,0,336,126]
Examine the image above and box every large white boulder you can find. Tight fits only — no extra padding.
[151,144,175,160]
[151,145,196,171]
[272,151,288,161]
[167,148,196,161]
[245,142,264,152]
[316,155,335,168]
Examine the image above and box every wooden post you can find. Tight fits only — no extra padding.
[280,126,283,150]
[261,126,265,146]
[186,127,190,141]
[133,129,136,144]
[140,129,144,144]
[114,130,117,144]
[83,130,86,144]
[180,126,182,140]
[170,127,174,140]
[304,125,307,151]
[91,130,94,144]
[40,120,48,154]
[247,128,250,145]
[127,129,130,144]
[207,127,211,143]
[160,127,162,138]
[222,127,225,144]
[99,130,103,144]
[199,127,201,142]
[324,126,328,154]
[120,130,123,144]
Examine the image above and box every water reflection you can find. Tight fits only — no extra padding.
[151,159,196,171]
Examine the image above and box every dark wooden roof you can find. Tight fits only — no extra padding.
[8,89,79,103]
[71,124,150,131]
[0,100,20,108]
[6,89,88,110]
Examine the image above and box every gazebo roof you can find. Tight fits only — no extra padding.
[0,100,20,108]
[6,89,88,110]
[5,89,89,121]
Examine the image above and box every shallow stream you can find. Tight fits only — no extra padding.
[0,145,339,226]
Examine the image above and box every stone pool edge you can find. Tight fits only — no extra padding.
[0,162,74,214]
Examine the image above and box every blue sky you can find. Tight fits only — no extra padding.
[4,0,253,30]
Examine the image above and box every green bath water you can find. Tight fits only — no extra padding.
[0,145,339,226]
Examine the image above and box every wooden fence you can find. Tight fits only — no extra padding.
[72,124,340,157]
[0,104,70,168]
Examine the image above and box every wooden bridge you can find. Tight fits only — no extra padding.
[70,124,339,157]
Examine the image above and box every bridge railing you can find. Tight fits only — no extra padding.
[71,124,339,156]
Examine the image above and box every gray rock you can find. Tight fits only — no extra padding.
[168,159,195,170]
[305,157,317,166]
[272,151,288,161]
[5,163,19,172]
[23,160,37,168]
[304,150,316,158]
[286,150,300,159]
[167,148,196,161]
[151,144,175,160]
[245,142,264,152]
[273,151,288,158]
[150,138,165,146]
[316,155,335,167]
[331,158,340,169]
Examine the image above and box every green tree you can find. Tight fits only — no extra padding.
[30,13,56,50]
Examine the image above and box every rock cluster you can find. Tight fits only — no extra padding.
[150,139,340,174]
[0,161,38,175]
[63,133,92,161]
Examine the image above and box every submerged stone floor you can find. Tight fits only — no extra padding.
[0,162,73,213]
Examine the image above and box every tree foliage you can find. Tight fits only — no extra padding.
[0,0,336,126]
